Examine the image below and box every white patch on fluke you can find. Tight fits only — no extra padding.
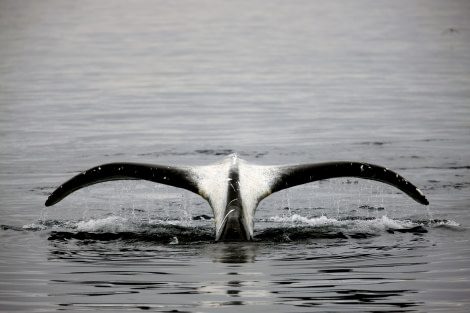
[238,160,278,236]
[189,154,279,238]
[190,157,233,230]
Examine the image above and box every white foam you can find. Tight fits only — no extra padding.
[76,216,130,232]
[431,219,460,228]
[22,222,48,231]
[271,214,339,226]
[73,215,197,233]
[269,214,418,233]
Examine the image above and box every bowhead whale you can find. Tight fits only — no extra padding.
[45,154,429,241]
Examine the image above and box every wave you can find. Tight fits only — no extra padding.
[2,213,459,244]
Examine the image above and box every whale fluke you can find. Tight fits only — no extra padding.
[270,162,429,205]
[45,155,429,240]
[45,163,199,207]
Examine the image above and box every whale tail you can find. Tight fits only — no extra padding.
[45,157,429,241]
[267,162,429,205]
[45,160,429,209]
[44,162,200,207]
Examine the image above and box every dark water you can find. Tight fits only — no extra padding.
[1,0,469,312]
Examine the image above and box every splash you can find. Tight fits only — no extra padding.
[76,216,130,232]
[269,214,424,234]
[12,204,461,244]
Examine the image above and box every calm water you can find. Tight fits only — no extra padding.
[1,0,469,312]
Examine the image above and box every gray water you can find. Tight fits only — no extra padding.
[1,0,469,312]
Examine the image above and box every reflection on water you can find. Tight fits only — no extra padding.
[44,227,432,312]
[209,242,257,263]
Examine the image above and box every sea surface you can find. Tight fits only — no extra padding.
[1,1,469,312]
